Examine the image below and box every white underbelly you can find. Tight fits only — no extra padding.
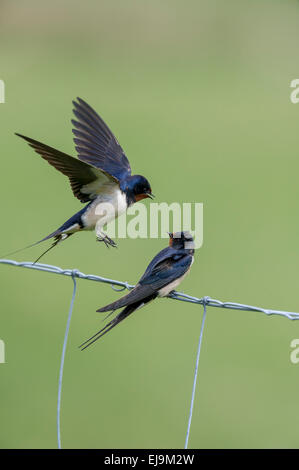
[81,190,127,230]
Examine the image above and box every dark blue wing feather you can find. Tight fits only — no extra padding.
[72,97,131,182]
[138,247,173,282]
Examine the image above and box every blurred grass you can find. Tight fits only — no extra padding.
[1,0,299,448]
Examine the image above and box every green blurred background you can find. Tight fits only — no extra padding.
[1,0,299,449]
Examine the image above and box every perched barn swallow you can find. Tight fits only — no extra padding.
[7,98,153,261]
[80,231,195,350]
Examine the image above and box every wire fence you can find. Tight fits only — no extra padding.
[1,258,299,449]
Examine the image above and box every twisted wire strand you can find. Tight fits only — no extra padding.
[184,298,208,449]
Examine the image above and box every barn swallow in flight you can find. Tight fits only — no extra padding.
[79,231,195,350]
[6,98,153,262]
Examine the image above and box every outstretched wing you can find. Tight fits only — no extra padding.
[16,133,117,203]
[97,249,193,313]
[72,97,131,182]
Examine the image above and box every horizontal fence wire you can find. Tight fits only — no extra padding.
[1,258,299,449]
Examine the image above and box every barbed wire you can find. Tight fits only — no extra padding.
[1,257,299,449]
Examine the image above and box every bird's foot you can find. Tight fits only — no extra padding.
[97,235,117,248]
